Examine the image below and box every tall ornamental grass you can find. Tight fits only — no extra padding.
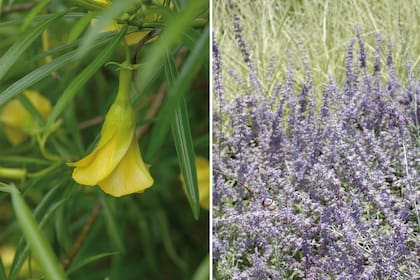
[213,4,419,279]
[214,0,419,98]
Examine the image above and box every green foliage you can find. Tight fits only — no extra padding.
[0,0,209,279]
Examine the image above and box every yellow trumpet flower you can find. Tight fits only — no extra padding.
[180,156,210,210]
[68,66,153,197]
[0,90,51,146]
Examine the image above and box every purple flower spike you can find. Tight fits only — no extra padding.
[213,21,419,280]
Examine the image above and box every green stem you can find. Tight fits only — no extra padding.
[115,65,132,104]
[27,162,63,178]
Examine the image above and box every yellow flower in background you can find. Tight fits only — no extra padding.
[68,66,153,197]
[0,90,52,146]
[0,245,41,277]
[180,156,210,210]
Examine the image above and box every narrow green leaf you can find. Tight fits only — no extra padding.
[173,99,200,218]
[136,0,208,87]
[0,258,6,280]
[9,185,67,280]
[67,11,97,43]
[146,24,209,158]
[0,13,84,29]
[0,15,40,29]
[0,51,74,107]
[0,20,114,109]
[0,32,116,106]
[163,52,200,219]
[21,0,51,32]
[30,31,115,68]
[31,40,79,62]
[67,252,119,274]
[46,27,126,130]
[0,13,63,81]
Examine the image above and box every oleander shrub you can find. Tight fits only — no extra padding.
[0,1,209,279]
[213,12,419,280]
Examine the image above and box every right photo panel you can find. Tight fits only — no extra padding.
[212,0,419,279]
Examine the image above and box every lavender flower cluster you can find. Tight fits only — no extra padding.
[212,17,419,280]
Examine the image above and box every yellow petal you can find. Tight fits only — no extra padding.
[70,132,114,185]
[98,137,154,197]
[69,100,135,185]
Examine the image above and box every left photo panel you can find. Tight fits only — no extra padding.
[0,1,209,279]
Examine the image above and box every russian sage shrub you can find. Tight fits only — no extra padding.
[212,16,419,280]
